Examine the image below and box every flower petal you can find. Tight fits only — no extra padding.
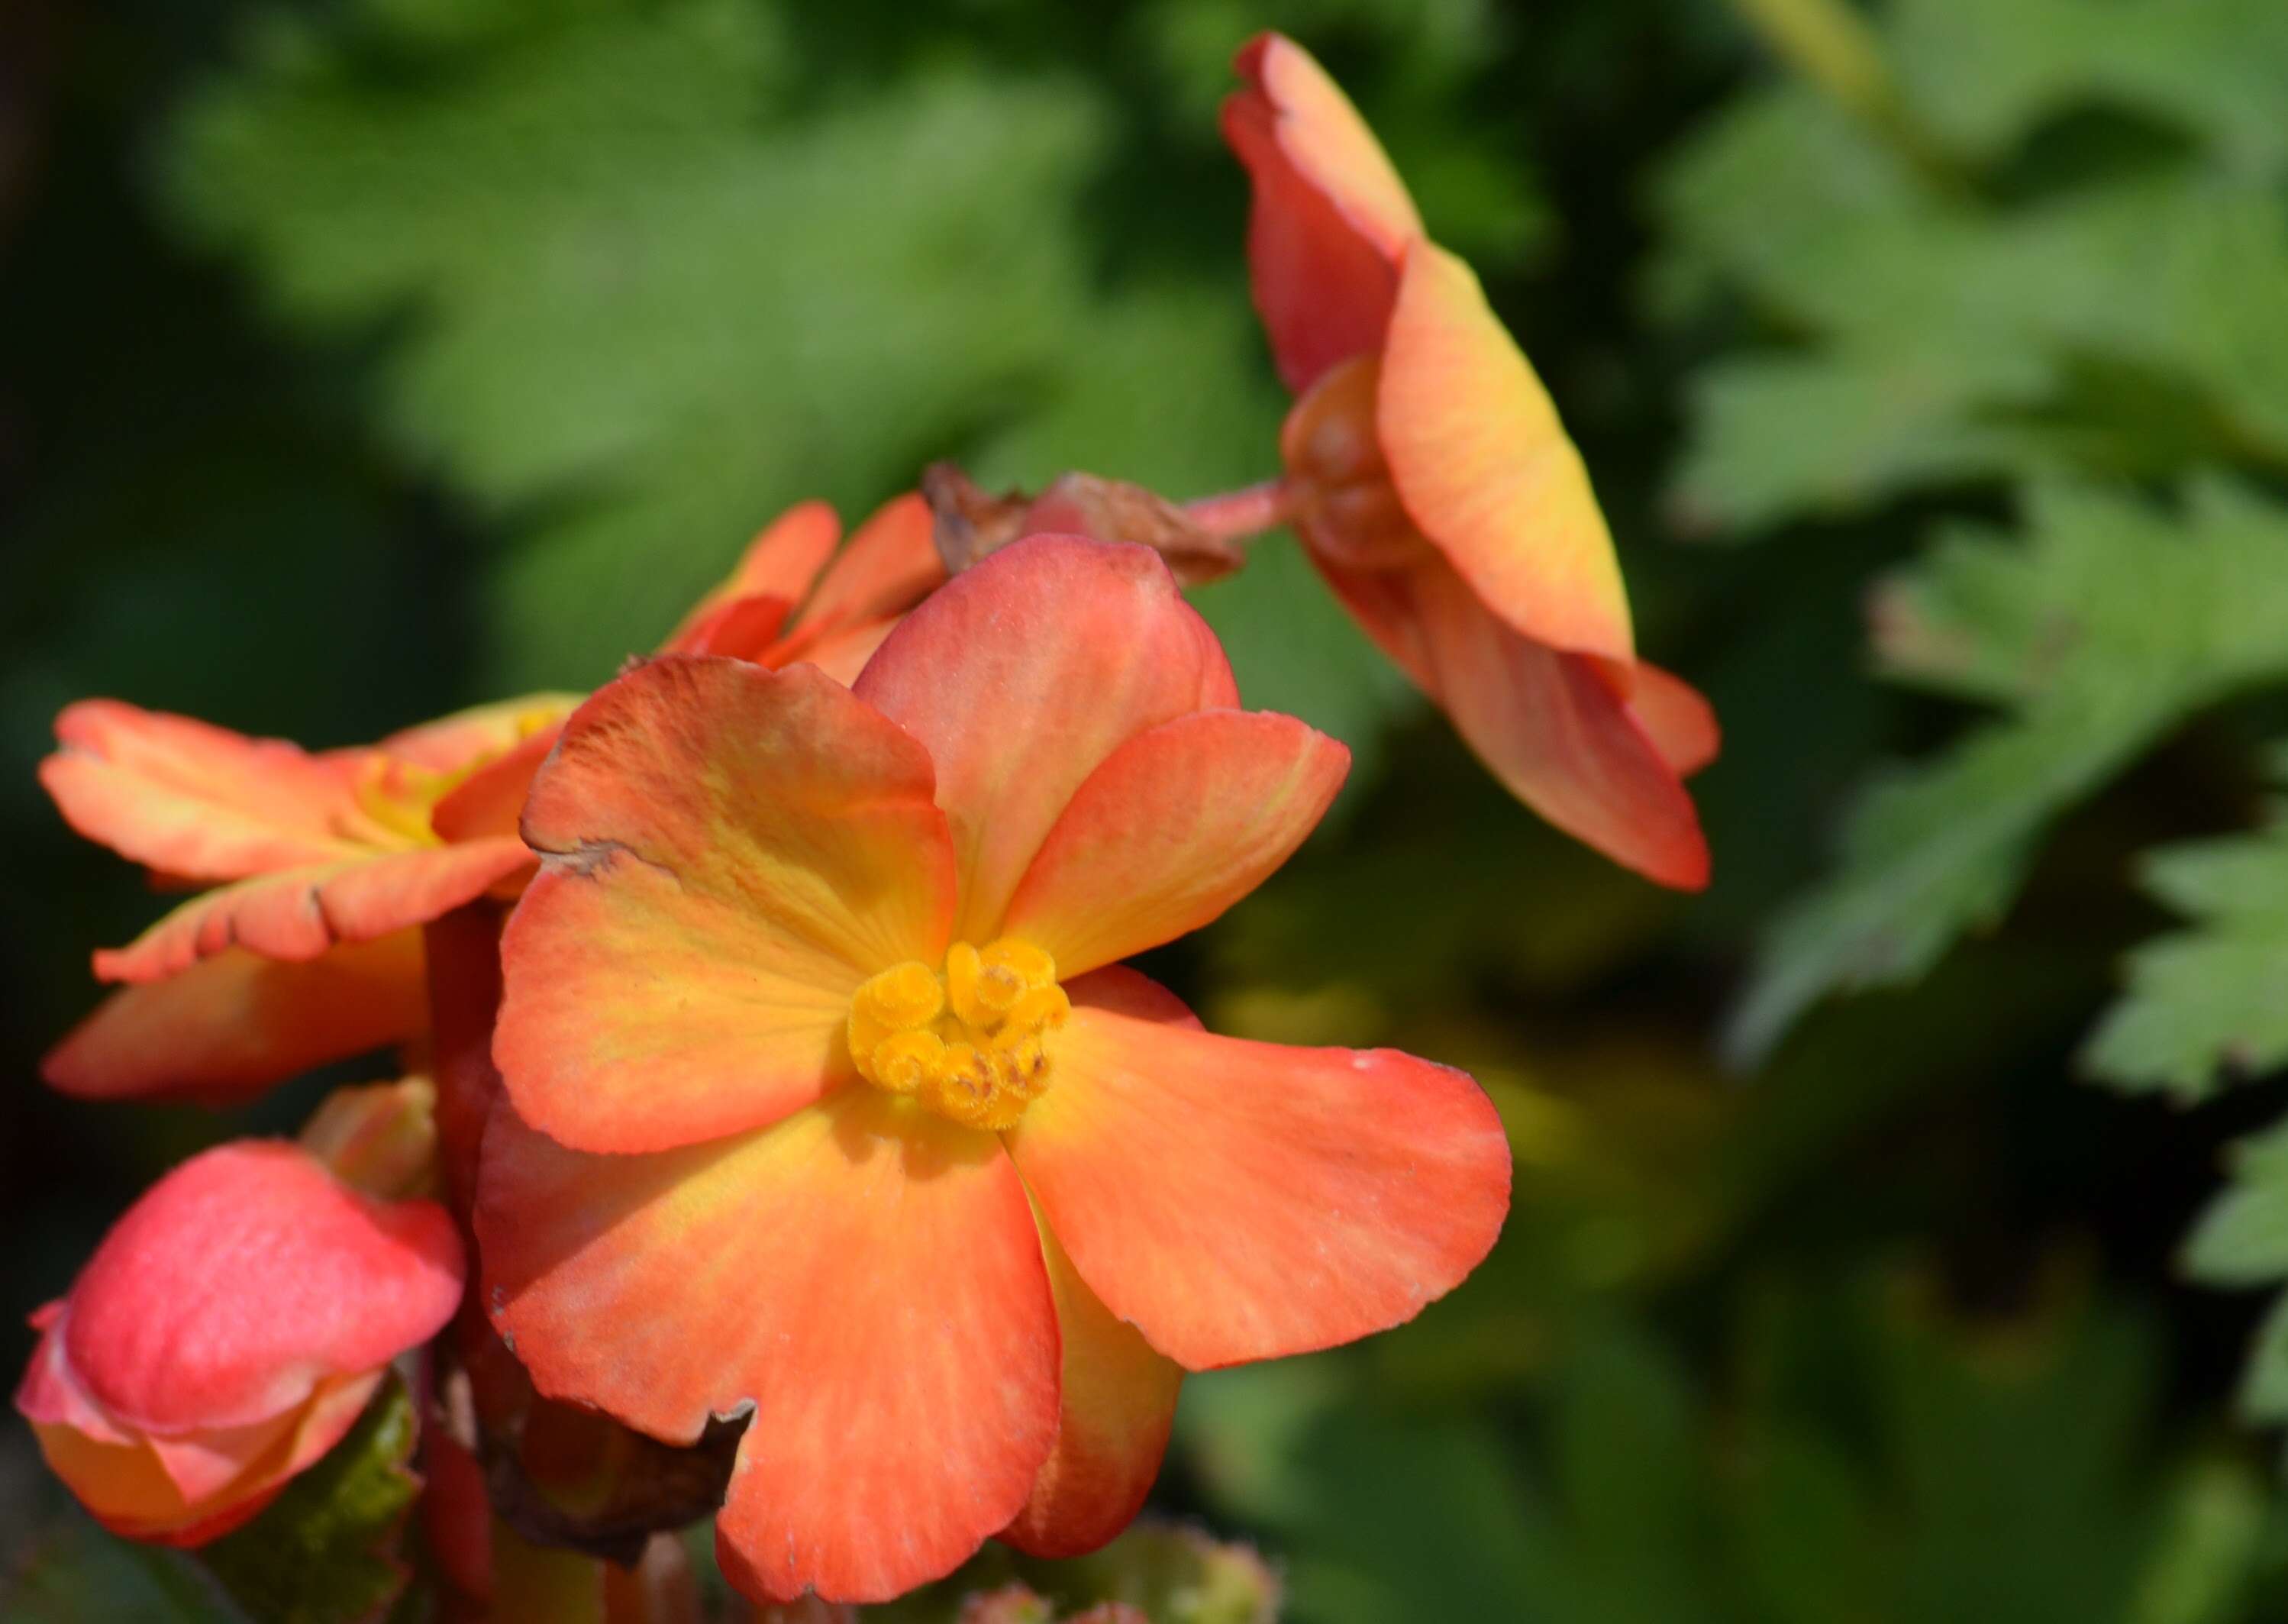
[1002,1181,1182,1558]
[1225,32,1421,392]
[855,536,1237,942]
[58,1141,461,1432]
[787,492,941,640]
[1379,241,1634,664]
[1323,556,1710,890]
[476,1090,1058,1606]
[661,499,841,655]
[499,657,955,1154]
[1625,660,1722,779]
[430,723,564,844]
[44,934,428,1106]
[1002,711,1347,978]
[1007,970,1509,1371]
[92,839,534,984]
[378,693,581,774]
[42,701,372,880]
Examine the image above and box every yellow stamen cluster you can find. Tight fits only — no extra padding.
[1279,354,1432,572]
[847,938,1070,1131]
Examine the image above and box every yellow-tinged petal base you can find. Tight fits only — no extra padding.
[847,938,1070,1131]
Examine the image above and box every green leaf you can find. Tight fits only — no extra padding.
[195,1376,423,1624]
[1,1515,240,1624]
[2082,782,2288,1099]
[1730,479,2288,1061]
[2183,1120,2288,1289]
[867,1520,1281,1624]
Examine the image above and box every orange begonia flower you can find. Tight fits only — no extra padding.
[476,536,1512,1605]
[13,1137,462,1545]
[38,494,943,1106]
[1224,33,1718,889]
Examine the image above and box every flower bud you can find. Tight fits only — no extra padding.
[13,1139,463,1545]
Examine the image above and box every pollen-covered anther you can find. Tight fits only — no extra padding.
[846,937,1070,1129]
[1278,353,1432,573]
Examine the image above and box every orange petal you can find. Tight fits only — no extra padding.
[425,902,508,1215]
[377,693,580,773]
[92,838,534,983]
[854,537,1238,942]
[499,657,954,1154]
[1005,970,1510,1371]
[431,722,564,844]
[1325,556,1710,890]
[1225,33,1421,392]
[1002,1184,1182,1558]
[476,1090,1059,1606]
[1626,660,1722,778]
[1378,241,1634,663]
[661,500,843,654]
[788,492,941,639]
[790,615,900,686]
[44,933,427,1106]
[42,700,372,881]
[1002,710,1348,978]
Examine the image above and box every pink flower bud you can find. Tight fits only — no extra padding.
[14,1139,463,1545]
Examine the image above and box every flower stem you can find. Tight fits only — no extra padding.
[1183,479,1298,541]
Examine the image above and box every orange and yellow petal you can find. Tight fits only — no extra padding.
[1224,33,1421,392]
[786,492,941,641]
[41,700,373,881]
[92,838,534,984]
[854,536,1238,943]
[1325,557,1710,890]
[1005,970,1510,1372]
[499,657,955,1154]
[1624,660,1722,779]
[1377,242,1633,664]
[43,933,427,1106]
[663,500,844,654]
[429,722,564,844]
[476,1090,1059,1606]
[1001,709,1348,978]
[783,615,900,687]
[1001,1206,1182,1561]
[376,693,581,775]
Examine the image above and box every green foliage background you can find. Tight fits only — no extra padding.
[5,0,2288,1618]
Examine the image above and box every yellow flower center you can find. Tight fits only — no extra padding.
[847,937,1070,1131]
[1279,354,1434,573]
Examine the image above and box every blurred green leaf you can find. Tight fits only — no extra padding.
[196,1376,421,1624]
[1,1515,238,1624]
[2082,773,2288,1100]
[1731,479,2288,1061]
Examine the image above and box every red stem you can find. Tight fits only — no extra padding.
[1183,479,1298,541]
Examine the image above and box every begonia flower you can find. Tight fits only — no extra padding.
[13,1135,463,1545]
[1223,32,1717,888]
[476,535,1512,1604]
[39,493,940,1107]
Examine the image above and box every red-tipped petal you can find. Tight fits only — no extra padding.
[854,537,1237,943]
[1626,661,1722,779]
[789,492,941,638]
[92,838,534,983]
[50,1141,461,1434]
[1001,1219,1181,1560]
[44,933,427,1106]
[1006,972,1510,1371]
[41,701,370,881]
[499,657,955,1154]
[476,1091,1058,1606]
[662,500,843,654]
[1378,242,1633,664]
[1002,710,1347,978]
[1225,33,1422,392]
[1325,557,1710,889]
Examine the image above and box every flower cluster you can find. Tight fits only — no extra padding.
[15,34,1712,1614]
